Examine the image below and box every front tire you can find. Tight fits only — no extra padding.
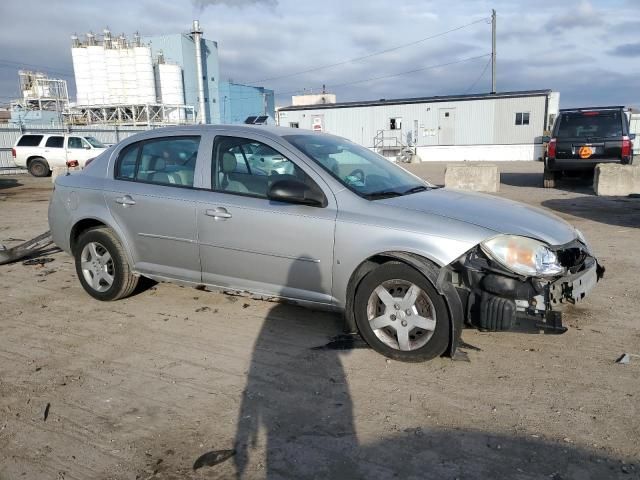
[354,262,450,362]
[28,158,50,177]
[74,227,138,301]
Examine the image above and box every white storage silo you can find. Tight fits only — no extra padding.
[156,63,185,122]
[134,46,156,104]
[105,47,123,103]
[87,45,107,105]
[120,48,137,103]
[71,47,90,105]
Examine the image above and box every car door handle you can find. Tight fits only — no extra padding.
[205,208,232,219]
[114,195,136,206]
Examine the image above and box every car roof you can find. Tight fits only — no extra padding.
[119,124,327,143]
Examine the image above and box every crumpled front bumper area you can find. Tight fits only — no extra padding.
[450,240,604,334]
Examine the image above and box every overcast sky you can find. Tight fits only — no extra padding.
[1,0,639,108]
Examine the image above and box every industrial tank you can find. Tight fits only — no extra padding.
[135,46,156,104]
[155,62,185,122]
[71,47,91,105]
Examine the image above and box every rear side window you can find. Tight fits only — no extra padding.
[115,136,200,188]
[45,136,64,148]
[556,111,623,138]
[17,135,43,147]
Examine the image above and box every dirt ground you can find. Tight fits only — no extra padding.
[0,162,639,480]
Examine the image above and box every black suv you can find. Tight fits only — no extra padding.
[543,106,635,188]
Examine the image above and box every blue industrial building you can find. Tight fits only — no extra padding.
[219,82,275,124]
[142,32,274,125]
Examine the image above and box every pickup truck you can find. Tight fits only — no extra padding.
[12,133,108,177]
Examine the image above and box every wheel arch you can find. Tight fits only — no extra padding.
[26,155,47,167]
[69,217,135,270]
[345,251,463,357]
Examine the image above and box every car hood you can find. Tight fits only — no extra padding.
[377,188,577,246]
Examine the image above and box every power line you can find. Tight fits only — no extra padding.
[464,56,491,94]
[0,60,74,78]
[247,17,490,84]
[273,53,491,97]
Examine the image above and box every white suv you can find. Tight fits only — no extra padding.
[12,133,108,177]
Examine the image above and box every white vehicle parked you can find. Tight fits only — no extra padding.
[12,133,108,177]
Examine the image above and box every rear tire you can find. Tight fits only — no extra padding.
[28,158,50,177]
[74,227,138,301]
[543,166,557,188]
[354,262,450,362]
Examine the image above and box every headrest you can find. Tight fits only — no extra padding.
[221,152,237,173]
[150,156,166,171]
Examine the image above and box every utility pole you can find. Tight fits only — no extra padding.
[491,9,497,94]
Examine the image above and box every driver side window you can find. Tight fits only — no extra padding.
[212,136,312,198]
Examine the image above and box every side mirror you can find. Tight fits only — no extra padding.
[85,145,91,149]
[267,179,326,207]
[629,134,636,141]
[541,136,551,143]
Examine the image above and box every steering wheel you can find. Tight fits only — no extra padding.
[348,168,365,184]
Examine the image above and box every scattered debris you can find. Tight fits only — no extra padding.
[192,449,236,470]
[0,231,53,265]
[616,353,630,365]
[459,340,482,351]
[242,303,250,308]
[43,402,50,421]
[312,334,369,351]
[195,306,211,313]
[452,350,470,362]
[22,257,55,267]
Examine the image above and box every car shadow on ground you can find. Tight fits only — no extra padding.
[222,258,634,479]
[542,196,640,229]
[500,172,595,195]
[0,178,22,190]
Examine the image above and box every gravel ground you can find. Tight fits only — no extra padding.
[0,162,639,480]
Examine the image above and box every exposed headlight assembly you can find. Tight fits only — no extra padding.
[481,235,565,277]
[575,228,592,253]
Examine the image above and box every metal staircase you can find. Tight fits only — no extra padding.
[373,129,414,162]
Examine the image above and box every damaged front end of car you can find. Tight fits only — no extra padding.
[443,233,605,334]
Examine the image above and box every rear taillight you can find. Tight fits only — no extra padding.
[547,138,557,158]
[11,148,16,158]
[66,160,79,168]
[622,137,632,157]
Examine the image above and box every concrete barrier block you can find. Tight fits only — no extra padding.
[594,164,640,196]
[444,163,499,192]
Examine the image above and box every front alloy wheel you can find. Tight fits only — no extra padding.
[366,280,437,351]
[355,262,450,362]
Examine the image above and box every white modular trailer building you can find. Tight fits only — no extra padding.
[278,90,560,161]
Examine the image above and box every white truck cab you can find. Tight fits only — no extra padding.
[12,133,108,177]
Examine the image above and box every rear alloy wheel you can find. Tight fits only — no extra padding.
[354,262,450,362]
[543,167,557,188]
[74,227,138,301]
[28,158,50,177]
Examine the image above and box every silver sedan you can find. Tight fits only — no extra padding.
[48,125,603,362]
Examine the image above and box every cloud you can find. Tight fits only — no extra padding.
[545,0,603,34]
[0,0,638,110]
[192,0,277,9]
[608,42,640,57]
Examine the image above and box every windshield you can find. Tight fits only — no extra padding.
[555,111,623,139]
[84,136,106,148]
[284,134,431,199]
